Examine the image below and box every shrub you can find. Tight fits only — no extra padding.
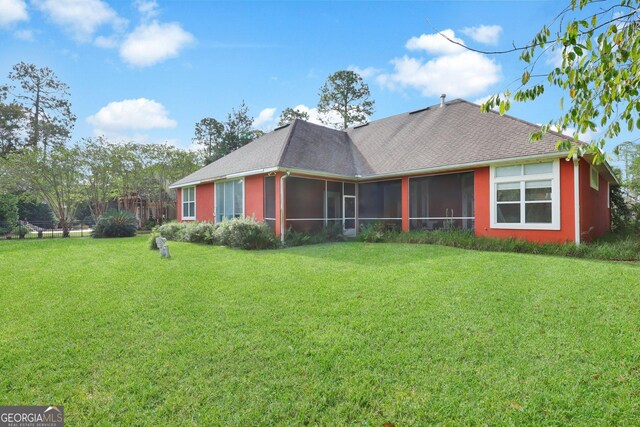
[358,222,389,243]
[358,228,640,261]
[144,218,158,230]
[149,228,161,250]
[610,185,632,232]
[185,221,218,245]
[215,217,279,250]
[284,223,345,247]
[92,210,137,238]
[0,194,19,234]
[158,218,279,250]
[156,221,187,241]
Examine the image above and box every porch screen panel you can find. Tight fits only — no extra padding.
[358,179,402,230]
[264,176,276,231]
[326,181,343,228]
[286,177,325,232]
[409,172,474,230]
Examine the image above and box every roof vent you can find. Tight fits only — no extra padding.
[354,122,369,129]
[409,106,429,115]
[274,123,291,131]
[440,94,446,108]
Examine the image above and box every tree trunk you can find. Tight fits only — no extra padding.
[33,86,40,149]
[62,220,70,238]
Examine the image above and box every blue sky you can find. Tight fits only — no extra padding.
[0,0,627,156]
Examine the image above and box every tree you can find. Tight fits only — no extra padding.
[1,62,76,152]
[82,137,120,219]
[223,101,261,153]
[0,91,27,157]
[317,70,375,129]
[0,193,18,231]
[4,145,84,237]
[278,107,310,126]
[471,0,640,163]
[193,117,225,164]
[139,143,200,224]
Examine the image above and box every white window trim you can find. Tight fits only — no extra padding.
[214,177,245,223]
[489,159,561,230]
[590,165,600,190]
[182,186,196,220]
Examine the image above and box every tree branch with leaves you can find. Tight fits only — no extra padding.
[452,0,640,163]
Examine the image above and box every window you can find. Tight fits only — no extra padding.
[490,160,560,230]
[215,179,244,222]
[182,187,195,220]
[590,165,599,190]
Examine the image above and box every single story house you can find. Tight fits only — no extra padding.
[170,98,617,244]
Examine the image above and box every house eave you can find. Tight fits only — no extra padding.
[169,152,576,189]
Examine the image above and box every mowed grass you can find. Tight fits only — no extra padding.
[1,237,639,426]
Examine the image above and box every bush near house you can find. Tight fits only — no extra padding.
[284,222,344,247]
[156,217,279,250]
[357,225,640,261]
[91,210,137,238]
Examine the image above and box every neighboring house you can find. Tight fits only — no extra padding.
[170,98,617,244]
[116,193,177,227]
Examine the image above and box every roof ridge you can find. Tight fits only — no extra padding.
[275,118,299,167]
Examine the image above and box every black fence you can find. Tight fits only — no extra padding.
[0,220,96,240]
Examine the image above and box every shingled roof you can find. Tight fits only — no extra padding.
[171,99,576,188]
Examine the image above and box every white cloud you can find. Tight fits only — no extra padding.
[119,21,195,67]
[87,98,177,135]
[136,0,159,20]
[0,0,27,27]
[546,46,567,68]
[405,29,466,55]
[33,0,124,42]
[94,35,118,49]
[461,25,502,45]
[347,65,381,79]
[13,29,33,41]
[253,107,277,130]
[285,104,343,129]
[377,51,501,98]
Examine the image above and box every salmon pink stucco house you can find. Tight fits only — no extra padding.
[170,99,617,244]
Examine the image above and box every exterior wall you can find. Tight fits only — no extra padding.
[275,172,284,238]
[195,183,215,222]
[245,174,265,221]
[401,177,409,232]
[176,190,182,222]
[474,160,576,243]
[174,158,612,244]
[579,159,610,241]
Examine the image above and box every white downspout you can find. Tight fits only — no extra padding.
[573,159,581,245]
[280,171,290,242]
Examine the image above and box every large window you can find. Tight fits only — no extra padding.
[182,187,195,220]
[490,160,560,230]
[409,172,474,230]
[215,179,244,222]
[358,179,402,230]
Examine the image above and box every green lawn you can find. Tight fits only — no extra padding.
[1,237,639,425]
